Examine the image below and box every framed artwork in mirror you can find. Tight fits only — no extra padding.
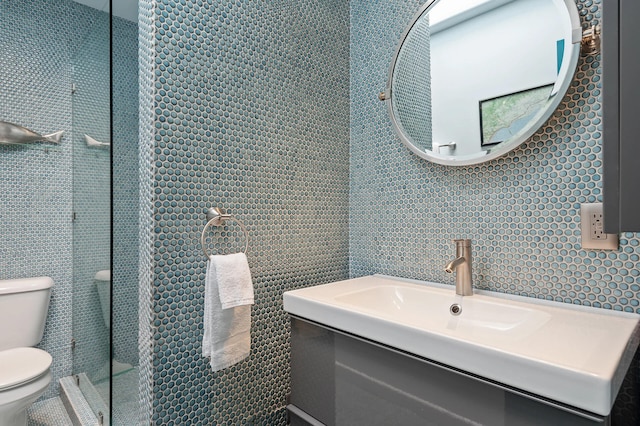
[479,83,554,147]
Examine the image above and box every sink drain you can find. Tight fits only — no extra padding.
[449,303,462,316]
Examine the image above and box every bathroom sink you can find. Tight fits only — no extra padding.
[335,285,552,341]
[283,274,640,417]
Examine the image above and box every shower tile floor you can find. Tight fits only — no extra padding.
[94,366,140,425]
[28,397,73,426]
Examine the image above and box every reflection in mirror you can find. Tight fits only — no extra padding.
[387,0,581,166]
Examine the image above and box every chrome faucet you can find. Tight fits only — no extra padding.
[444,239,473,296]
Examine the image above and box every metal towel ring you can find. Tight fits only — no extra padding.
[200,207,249,257]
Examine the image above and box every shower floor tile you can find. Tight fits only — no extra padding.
[28,396,73,426]
[94,365,140,425]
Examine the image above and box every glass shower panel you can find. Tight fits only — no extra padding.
[71,4,111,423]
[2,0,114,423]
[111,3,141,424]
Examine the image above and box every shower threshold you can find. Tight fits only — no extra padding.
[60,373,106,426]
[60,361,140,426]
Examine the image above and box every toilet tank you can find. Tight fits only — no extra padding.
[95,270,111,328]
[0,277,53,351]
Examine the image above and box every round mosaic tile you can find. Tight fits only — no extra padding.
[141,0,350,424]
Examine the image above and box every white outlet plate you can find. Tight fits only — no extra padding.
[580,203,619,250]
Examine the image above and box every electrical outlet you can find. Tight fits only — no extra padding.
[591,210,605,239]
[580,203,618,250]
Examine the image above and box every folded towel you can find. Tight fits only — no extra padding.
[202,256,253,372]
[211,252,254,309]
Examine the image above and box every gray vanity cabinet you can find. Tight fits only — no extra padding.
[603,0,640,233]
[287,317,617,426]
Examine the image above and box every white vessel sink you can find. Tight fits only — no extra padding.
[283,274,640,416]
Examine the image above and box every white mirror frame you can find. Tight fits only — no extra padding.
[383,0,583,166]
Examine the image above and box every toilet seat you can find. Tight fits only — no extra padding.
[0,348,52,391]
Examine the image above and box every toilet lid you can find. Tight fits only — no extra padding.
[0,348,52,390]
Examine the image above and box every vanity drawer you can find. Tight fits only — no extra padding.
[290,317,613,426]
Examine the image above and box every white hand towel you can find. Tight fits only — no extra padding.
[211,252,254,309]
[202,256,252,372]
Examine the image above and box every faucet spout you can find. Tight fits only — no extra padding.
[444,239,473,296]
[444,256,465,274]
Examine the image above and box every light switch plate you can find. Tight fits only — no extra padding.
[580,203,619,250]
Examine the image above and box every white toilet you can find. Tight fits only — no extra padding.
[0,277,54,426]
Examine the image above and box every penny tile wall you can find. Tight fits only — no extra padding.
[71,7,111,384]
[0,0,103,399]
[1,0,137,403]
[350,0,640,314]
[112,14,141,369]
[138,0,350,423]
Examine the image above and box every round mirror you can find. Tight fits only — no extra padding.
[384,0,582,166]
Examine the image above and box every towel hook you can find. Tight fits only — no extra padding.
[201,207,249,257]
